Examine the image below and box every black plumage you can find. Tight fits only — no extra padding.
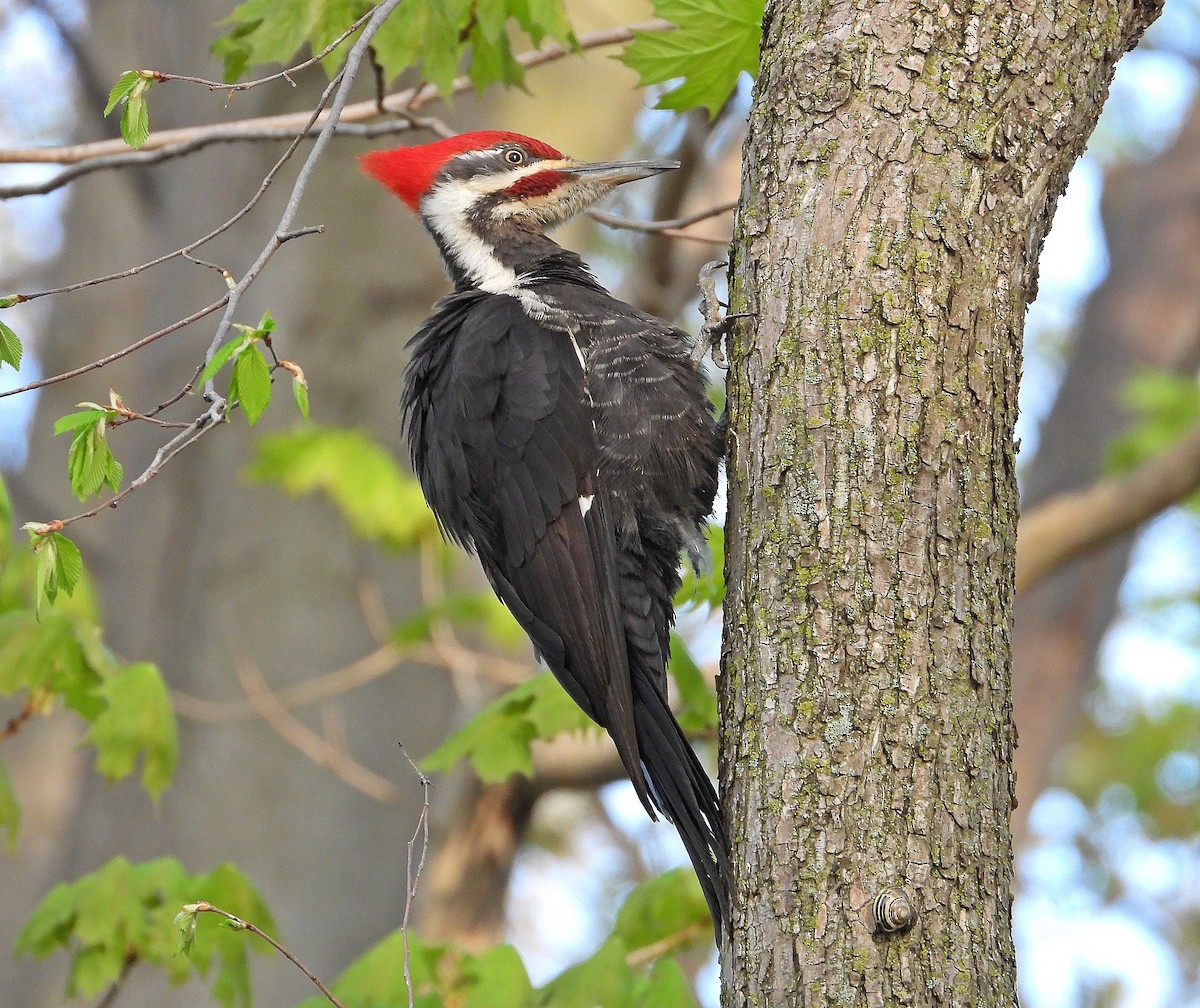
[366,132,730,936]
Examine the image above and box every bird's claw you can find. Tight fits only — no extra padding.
[694,261,752,368]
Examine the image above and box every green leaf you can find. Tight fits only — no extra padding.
[121,93,151,148]
[246,426,436,549]
[637,957,700,1008]
[199,334,250,386]
[54,408,111,435]
[461,944,532,1008]
[292,373,309,419]
[392,590,523,649]
[212,0,574,96]
[668,633,718,733]
[17,857,271,1008]
[295,927,446,1008]
[214,0,313,78]
[621,0,764,112]
[539,937,634,1008]
[105,71,154,148]
[614,868,712,950]
[104,70,143,115]
[0,319,22,370]
[29,532,84,617]
[1109,370,1200,480]
[0,756,19,848]
[84,662,178,798]
[675,523,724,609]
[231,342,272,425]
[422,670,594,781]
[0,610,104,719]
[60,413,122,501]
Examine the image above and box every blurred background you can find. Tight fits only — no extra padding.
[1,1,1199,1006]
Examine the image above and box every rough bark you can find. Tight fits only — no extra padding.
[720,0,1160,1005]
[1012,94,1200,830]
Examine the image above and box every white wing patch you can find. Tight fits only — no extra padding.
[579,494,595,517]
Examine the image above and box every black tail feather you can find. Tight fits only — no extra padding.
[632,677,731,938]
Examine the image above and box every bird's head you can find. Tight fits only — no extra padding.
[361,130,678,227]
[360,131,678,291]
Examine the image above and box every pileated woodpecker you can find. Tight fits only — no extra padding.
[361,131,729,935]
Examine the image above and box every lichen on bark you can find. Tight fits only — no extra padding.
[719,0,1163,1003]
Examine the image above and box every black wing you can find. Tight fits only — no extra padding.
[402,292,654,811]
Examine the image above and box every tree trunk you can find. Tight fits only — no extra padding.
[719,0,1161,1004]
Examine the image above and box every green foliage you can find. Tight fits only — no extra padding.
[27,530,83,617]
[104,69,156,148]
[247,425,436,549]
[423,670,594,780]
[295,870,708,1008]
[0,757,18,849]
[675,523,724,609]
[622,0,764,112]
[212,0,576,100]
[84,662,178,800]
[291,368,310,419]
[203,312,283,426]
[55,406,123,501]
[1061,701,1200,837]
[0,475,179,841]
[392,588,524,649]
[0,318,22,370]
[1109,370,1200,483]
[16,857,273,1008]
[668,633,718,733]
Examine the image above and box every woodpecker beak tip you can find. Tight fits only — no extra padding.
[568,159,682,186]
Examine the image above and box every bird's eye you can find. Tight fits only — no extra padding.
[504,148,525,165]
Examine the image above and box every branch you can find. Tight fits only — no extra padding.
[1016,418,1200,593]
[146,10,374,93]
[187,903,345,1008]
[398,745,431,1008]
[234,657,399,803]
[0,21,673,198]
[589,198,737,244]
[0,297,228,399]
[20,0,407,533]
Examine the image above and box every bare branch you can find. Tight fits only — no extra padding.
[189,903,346,1008]
[234,657,399,803]
[0,297,229,399]
[146,9,374,93]
[0,21,673,198]
[17,0,406,532]
[1016,418,1200,593]
[0,694,39,743]
[591,199,738,234]
[399,744,431,1008]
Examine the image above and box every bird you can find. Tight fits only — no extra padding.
[360,131,730,936]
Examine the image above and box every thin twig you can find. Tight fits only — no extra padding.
[146,9,373,93]
[22,0,407,533]
[0,694,39,743]
[588,198,738,235]
[398,744,431,1008]
[172,635,531,723]
[191,902,347,1008]
[92,953,137,1008]
[0,297,229,399]
[25,402,225,534]
[234,657,399,802]
[0,21,674,187]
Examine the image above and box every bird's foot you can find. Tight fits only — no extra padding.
[695,260,752,368]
